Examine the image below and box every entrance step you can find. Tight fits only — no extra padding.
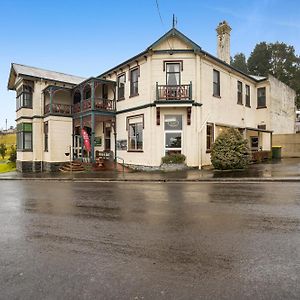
[59,161,85,172]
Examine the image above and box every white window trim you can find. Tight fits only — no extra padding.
[164,115,183,155]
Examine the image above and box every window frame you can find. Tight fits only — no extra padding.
[237,81,243,105]
[166,62,181,86]
[164,115,183,155]
[16,85,33,111]
[127,114,144,152]
[213,69,220,97]
[17,122,33,151]
[245,84,251,107]
[44,122,48,152]
[257,87,266,108]
[206,123,214,153]
[257,124,266,130]
[117,73,126,100]
[129,67,139,97]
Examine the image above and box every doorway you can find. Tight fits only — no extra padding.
[104,127,111,151]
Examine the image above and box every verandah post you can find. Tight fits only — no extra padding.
[91,112,95,162]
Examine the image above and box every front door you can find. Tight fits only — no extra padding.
[164,115,183,155]
[104,127,111,151]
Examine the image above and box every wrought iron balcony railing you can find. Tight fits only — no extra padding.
[44,103,72,116]
[156,82,192,100]
[94,97,115,111]
[75,98,115,113]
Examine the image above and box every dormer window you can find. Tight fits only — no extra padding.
[16,84,33,110]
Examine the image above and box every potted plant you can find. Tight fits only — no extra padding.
[161,153,187,171]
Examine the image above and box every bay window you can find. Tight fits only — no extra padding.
[17,123,32,151]
[16,85,33,110]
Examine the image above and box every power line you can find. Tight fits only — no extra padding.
[155,0,164,26]
[155,0,173,50]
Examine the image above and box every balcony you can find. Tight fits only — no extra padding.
[156,83,192,101]
[74,98,116,113]
[44,103,72,116]
[95,97,115,111]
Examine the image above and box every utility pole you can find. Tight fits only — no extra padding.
[5,119,7,131]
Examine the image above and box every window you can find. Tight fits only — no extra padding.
[166,63,181,86]
[164,63,182,99]
[44,122,48,152]
[164,115,182,155]
[206,123,214,152]
[16,85,33,110]
[245,85,250,107]
[213,70,220,97]
[117,74,125,100]
[250,136,259,150]
[257,87,266,108]
[130,68,139,97]
[257,124,266,130]
[237,81,243,105]
[127,115,143,151]
[17,123,32,151]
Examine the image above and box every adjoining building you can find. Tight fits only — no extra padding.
[7,21,296,172]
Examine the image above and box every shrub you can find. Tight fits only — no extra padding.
[0,143,7,159]
[211,128,250,170]
[9,145,17,163]
[162,153,186,164]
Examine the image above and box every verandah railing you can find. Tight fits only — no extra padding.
[44,103,72,116]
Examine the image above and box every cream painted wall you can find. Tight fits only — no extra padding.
[199,58,259,129]
[116,106,200,167]
[44,116,72,162]
[116,108,152,166]
[153,36,193,51]
[17,151,33,161]
[255,82,270,130]
[269,75,296,134]
[32,119,43,161]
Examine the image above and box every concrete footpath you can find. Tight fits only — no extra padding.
[1,158,300,182]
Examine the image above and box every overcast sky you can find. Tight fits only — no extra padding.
[1,0,299,128]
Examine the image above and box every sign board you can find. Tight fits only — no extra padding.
[116,139,127,150]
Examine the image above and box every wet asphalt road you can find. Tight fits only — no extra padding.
[1,181,300,299]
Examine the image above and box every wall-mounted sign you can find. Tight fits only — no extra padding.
[94,136,102,146]
[116,139,127,150]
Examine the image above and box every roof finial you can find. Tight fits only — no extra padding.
[172,14,177,29]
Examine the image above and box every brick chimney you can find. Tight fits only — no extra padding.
[216,21,231,64]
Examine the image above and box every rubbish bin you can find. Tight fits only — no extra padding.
[272,146,282,159]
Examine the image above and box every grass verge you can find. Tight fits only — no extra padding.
[0,162,16,173]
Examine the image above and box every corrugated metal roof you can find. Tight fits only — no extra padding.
[12,63,85,85]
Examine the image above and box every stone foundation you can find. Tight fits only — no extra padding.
[126,163,189,172]
[42,162,64,172]
[16,160,64,172]
[17,161,33,172]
